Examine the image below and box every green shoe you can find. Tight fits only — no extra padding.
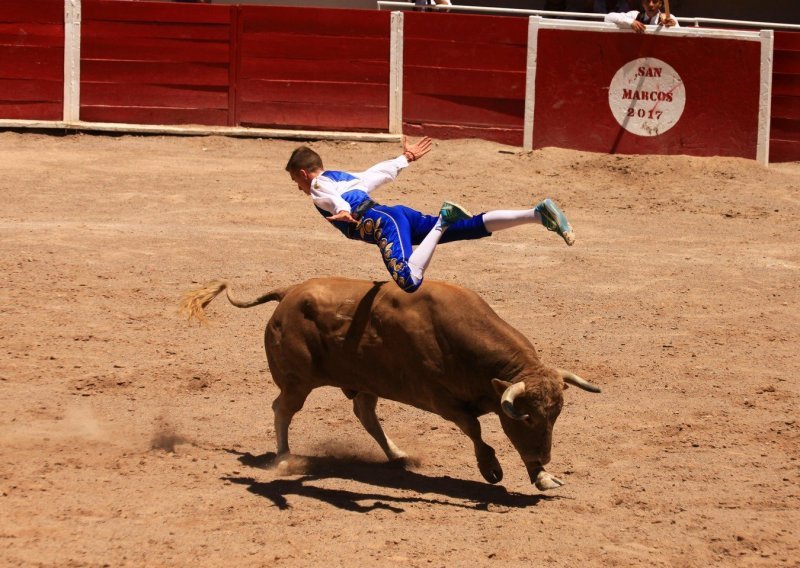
[535,198,575,246]
[440,201,473,228]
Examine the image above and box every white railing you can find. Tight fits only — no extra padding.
[377,1,605,20]
[677,16,800,31]
[376,1,800,31]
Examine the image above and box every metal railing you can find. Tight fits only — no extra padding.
[376,1,800,31]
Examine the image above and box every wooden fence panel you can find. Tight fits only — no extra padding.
[534,29,762,159]
[80,0,232,126]
[770,31,800,163]
[403,12,528,146]
[0,0,64,120]
[236,5,391,132]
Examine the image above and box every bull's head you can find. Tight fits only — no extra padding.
[492,369,600,490]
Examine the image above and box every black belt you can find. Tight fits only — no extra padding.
[351,198,379,222]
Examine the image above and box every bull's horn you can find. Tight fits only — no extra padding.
[558,369,601,393]
[500,381,529,421]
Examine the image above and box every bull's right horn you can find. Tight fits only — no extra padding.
[500,381,529,421]
[558,369,602,393]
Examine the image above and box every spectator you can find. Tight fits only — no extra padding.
[414,0,452,11]
[605,0,679,32]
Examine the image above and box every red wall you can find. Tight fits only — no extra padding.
[236,6,390,132]
[770,31,800,163]
[0,0,64,121]
[403,12,528,146]
[0,2,796,162]
[534,29,762,159]
[79,2,390,132]
[81,0,233,125]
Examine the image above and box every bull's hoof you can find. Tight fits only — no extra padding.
[386,447,409,462]
[274,454,307,475]
[387,452,415,468]
[534,470,565,491]
[479,458,504,484]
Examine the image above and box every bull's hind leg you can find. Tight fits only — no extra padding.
[352,392,408,461]
[272,383,311,456]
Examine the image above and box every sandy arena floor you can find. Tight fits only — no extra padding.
[0,131,798,567]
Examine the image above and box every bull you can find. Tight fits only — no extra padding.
[180,277,600,491]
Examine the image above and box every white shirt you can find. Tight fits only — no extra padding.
[310,155,410,215]
[605,10,680,28]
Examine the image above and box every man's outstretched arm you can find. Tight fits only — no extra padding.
[356,136,434,193]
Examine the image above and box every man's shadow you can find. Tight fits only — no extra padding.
[223,450,557,512]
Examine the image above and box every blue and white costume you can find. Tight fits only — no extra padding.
[310,155,490,292]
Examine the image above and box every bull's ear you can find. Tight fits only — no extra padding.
[491,378,513,397]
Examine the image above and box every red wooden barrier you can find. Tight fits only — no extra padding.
[770,31,800,163]
[402,12,528,146]
[534,29,762,159]
[80,0,232,125]
[0,0,64,120]
[236,6,390,132]
[0,2,793,163]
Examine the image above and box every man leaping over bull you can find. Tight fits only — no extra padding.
[286,137,575,293]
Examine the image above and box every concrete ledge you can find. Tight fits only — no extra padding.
[0,119,403,142]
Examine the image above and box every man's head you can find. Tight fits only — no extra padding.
[640,0,663,18]
[286,146,323,195]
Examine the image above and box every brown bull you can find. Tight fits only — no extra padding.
[180,277,600,491]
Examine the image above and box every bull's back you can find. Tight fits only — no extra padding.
[265,278,537,405]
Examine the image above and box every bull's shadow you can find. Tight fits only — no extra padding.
[223,450,556,512]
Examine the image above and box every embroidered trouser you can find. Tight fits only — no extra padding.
[355,205,490,292]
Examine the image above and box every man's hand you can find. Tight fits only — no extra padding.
[662,16,677,27]
[403,136,433,162]
[631,20,646,33]
[327,210,358,224]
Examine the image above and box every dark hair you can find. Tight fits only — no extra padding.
[286,146,323,173]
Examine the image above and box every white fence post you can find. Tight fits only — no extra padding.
[523,16,540,151]
[757,29,774,166]
[63,0,82,123]
[389,11,404,135]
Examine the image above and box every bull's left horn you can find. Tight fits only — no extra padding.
[500,381,529,421]
[558,369,601,393]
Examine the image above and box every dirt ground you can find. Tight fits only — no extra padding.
[1,131,798,567]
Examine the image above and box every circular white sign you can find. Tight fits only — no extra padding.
[608,57,685,137]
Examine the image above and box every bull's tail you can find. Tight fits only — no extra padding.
[179,279,290,324]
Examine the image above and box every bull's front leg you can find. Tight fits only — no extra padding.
[439,406,503,484]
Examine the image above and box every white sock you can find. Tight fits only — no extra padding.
[482,209,542,232]
[408,218,445,284]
